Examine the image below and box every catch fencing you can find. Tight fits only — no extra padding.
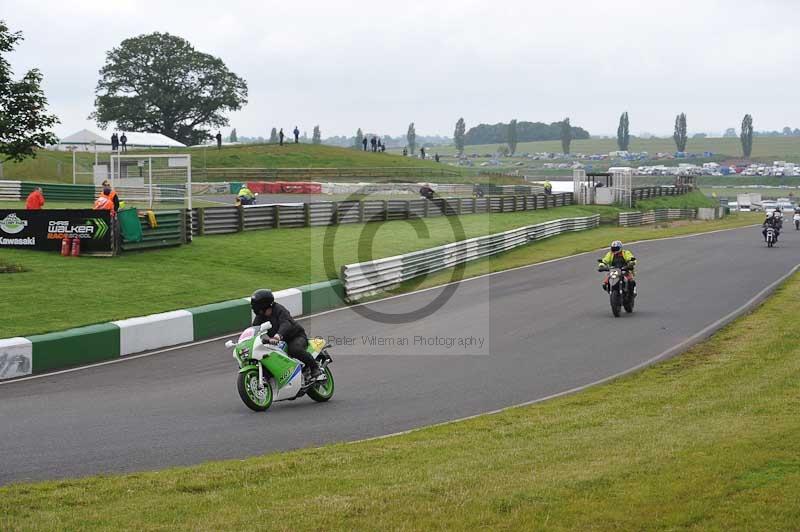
[341,214,600,299]
[191,193,574,236]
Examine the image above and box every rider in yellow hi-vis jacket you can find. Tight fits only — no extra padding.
[598,240,636,293]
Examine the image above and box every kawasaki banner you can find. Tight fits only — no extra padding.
[0,210,112,252]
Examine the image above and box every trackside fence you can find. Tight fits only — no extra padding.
[341,214,600,299]
[191,193,574,236]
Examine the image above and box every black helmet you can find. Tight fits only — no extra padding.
[250,289,274,313]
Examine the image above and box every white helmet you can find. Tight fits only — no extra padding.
[611,240,623,252]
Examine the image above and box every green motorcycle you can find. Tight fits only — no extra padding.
[226,322,334,412]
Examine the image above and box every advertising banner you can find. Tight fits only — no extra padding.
[0,209,112,252]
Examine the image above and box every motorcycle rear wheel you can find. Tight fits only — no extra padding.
[307,366,335,402]
[237,368,273,412]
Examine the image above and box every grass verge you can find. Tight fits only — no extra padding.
[635,190,717,210]
[2,241,798,531]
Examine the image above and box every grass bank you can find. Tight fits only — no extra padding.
[2,237,796,531]
[636,190,717,210]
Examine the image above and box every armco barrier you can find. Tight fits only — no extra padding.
[619,209,697,227]
[0,180,21,200]
[341,215,601,299]
[190,192,575,236]
[0,281,346,381]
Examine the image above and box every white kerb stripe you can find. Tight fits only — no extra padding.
[274,288,303,316]
[0,337,33,380]
[113,310,194,356]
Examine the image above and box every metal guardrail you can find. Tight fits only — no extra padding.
[190,193,574,236]
[0,180,21,200]
[619,209,697,227]
[341,214,600,299]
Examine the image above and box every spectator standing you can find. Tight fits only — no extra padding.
[370,137,377,152]
[420,147,426,159]
[381,143,386,153]
[216,131,222,150]
[362,137,368,151]
[402,147,408,156]
[25,187,45,210]
[111,132,119,151]
[377,139,382,151]
[279,128,285,146]
[120,132,128,153]
[434,153,440,163]
[293,126,300,143]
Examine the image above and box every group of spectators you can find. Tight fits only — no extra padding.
[362,137,387,152]
[25,181,123,213]
[111,133,127,152]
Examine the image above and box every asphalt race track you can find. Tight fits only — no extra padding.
[2,225,798,484]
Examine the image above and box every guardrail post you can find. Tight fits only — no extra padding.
[332,201,339,225]
[274,205,280,228]
[543,193,548,209]
[304,203,311,227]
[383,200,388,221]
[359,201,365,223]
[513,195,519,211]
[198,207,206,236]
[237,205,244,232]
[457,197,462,215]
[424,199,429,218]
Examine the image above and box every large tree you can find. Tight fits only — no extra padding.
[617,111,630,151]
[673,112,688,152]
[560,117,572,154]
[91,32,247,146]
[229,128,237,142]
[269,128,278,143]
[741,114,753,158]
[0,21,59,162]
[312,125,321,145]
[507,119,518,155]
[454,117,466,155]
[407,122,416,154]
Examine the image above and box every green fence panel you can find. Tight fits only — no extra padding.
[188,299,252,340]
[21,182,96,203]
[229,182,244,194]
[300,280,346,315]
[29,323,120,373]
[121,210,184,251]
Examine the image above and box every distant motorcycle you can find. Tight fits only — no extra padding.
[765,226,777,248]
[235,193,258,207]
[598,264,635,317]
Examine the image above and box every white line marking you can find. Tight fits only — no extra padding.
[0,221,762,385]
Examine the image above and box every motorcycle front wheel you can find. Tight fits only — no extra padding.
[610,291,622,317]
[237,368,273,412]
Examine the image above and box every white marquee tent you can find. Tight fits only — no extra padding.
[52,129,186,152]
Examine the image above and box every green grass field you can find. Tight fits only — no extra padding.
[1,143,482,184]
[0,213,790,532]
[635,190,717,210]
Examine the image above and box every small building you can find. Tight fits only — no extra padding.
[51,129,185,152]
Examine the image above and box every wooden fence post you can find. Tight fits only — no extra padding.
[273,205,280,229]
[198,208,205,236]
[304,203,311,227]
[359,201,365,223]
[332,201,339,225]
[237,205,245,232]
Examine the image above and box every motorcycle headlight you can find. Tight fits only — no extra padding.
[238,347,250,358]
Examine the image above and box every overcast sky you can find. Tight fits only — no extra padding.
[4,0,798,140]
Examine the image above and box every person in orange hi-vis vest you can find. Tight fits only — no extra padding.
[100,180,120,212]
[93,195,114,211]
[25,187,45,209]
